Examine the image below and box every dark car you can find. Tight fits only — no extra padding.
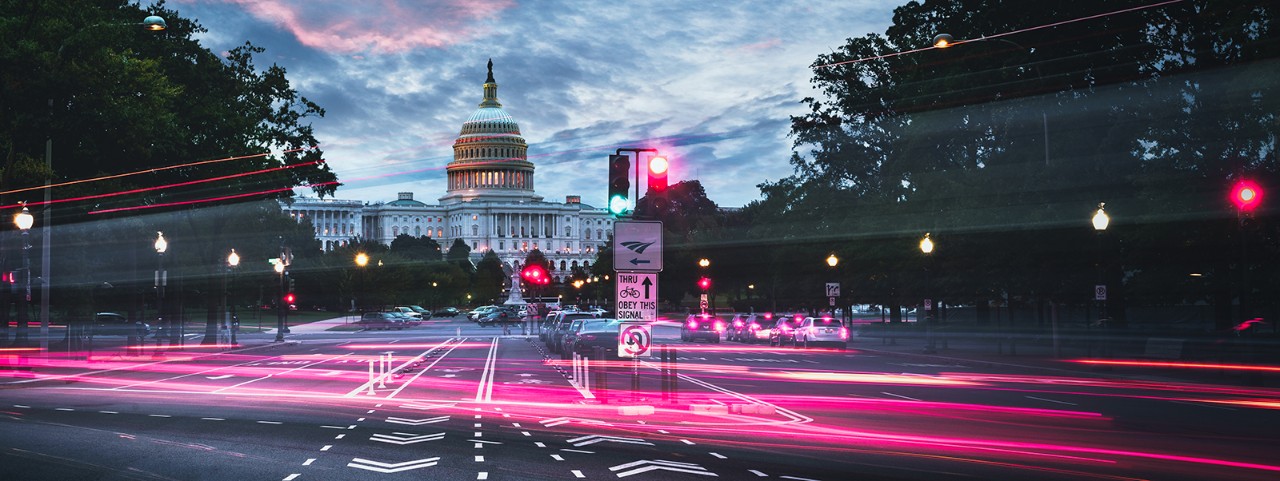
[92,312,151,338]
[435,307,460,317]
[681,313,724,343]
[567,318,623,359]
[387,311,418,327]
[358,312,400,330]
[408,305,432,319]
[769,315,805,347]
[549,312,597,353]
[727,313,771,343]
[477,309,515,327]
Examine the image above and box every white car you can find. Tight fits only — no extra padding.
[795,316,849,349]
[393,306,422,319]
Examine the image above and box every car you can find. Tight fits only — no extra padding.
[408,305,432,319]
[92,312,151,338]
[681,313,724,343]
[358,312,399,330]
[435,307,460,317]
[476,308,517,327]
[549,312,597,354]
[794,316,849,349]
[468,305,499,321]
[728,313,772,343]
[387,311,418,327]
[539,311,562,342]
[393,306,422,320]
[567,318,623,359]
[768,315,805,347]
[558,318,592,357]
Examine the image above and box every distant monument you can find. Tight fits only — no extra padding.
[504,270,526,305]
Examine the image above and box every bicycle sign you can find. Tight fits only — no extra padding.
[618,322,651,358]
[615,272,657,322]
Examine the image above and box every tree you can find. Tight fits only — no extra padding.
[473,251,506,305]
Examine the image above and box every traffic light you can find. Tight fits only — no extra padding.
[1231,179,1263,213]
[647,155,668,194]
[288,277,296,292]
[608,154,631,217]
[284,293,296,304]
[698,277,711,291]
[521,264,550,285]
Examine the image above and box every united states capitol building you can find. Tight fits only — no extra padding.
[281,62,613,281]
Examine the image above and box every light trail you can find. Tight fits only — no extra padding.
[87,181,340,215]
[1072,359,1280,373]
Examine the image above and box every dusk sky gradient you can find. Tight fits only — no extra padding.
[158,0,896,208]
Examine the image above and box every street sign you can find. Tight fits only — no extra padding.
[924,299,932,310]
[825,282,840,297]
[1095,285,1107,301]
[618,322,651,358]
[613,221,663,272]
[615,272,657,322]
[699,294,708,311]
[829,297,836,307]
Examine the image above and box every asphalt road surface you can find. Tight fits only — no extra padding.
[3,316,1278,480]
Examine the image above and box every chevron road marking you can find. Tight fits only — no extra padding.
[386,415,450,426]
[609,459,716,478]
[540,416,609,428]
[400,402,456,410]
[369,432,445,445]
[566,435,653,447]
[347,457,440,474]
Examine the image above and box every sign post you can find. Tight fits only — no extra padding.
[615,273,658,322]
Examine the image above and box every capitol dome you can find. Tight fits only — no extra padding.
[441,59,540,204]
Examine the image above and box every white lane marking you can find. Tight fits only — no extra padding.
[474,431,482,437]
[114,356,267,391]
[478,473,488,480]
[710,452,727,459]
[749,470,768,477]
[475,414,482,419]
[781,476,820,481]
[352,338,461,399]
[881,391,920,401]
[13,405,29,409]
[512,422,522,428]
[320,425,345,429]
[475,455,485,462]
[680,439,695,445]
[55,408,74,412]
[561,449,595,454]
[335,434,345,440]
[658,430,669,434]
[666,368,813,424]
[282,474,300,481]
[201,417,224,421]
[551,455,564,461]
[572,470,585,478]
[521,431,531,436]
[216,353,354,394]
[535,442,546,448]
[100,411,119,414]
[149,414,171,418]
[320,445,332,451]
[257,421,282,425]
[475,337,499,403]
[366,410,376,414]
[1025,395,1078,406]
[357,418,366,422]
[302,458,315,466]
[474,423,482,428]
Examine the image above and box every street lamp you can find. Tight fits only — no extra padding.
[13,205,34,346]
[154,231,169,347]
[227,249,239,345]
[919,233,936,353]
[698,258,710,268]
[1092,203,1109,324]
[355,252,368,315]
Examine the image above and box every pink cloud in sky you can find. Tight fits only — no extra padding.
[208,0,515,53]
[740,38,783,52]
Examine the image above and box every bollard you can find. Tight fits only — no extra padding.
[660,345,668,401]
[377,354,388,388]
[367,359,376,395]
[594,346,608,404]
[670,346,678,402]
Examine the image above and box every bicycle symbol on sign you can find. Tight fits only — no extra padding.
[619,286,641,299]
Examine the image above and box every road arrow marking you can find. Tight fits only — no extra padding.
[567,435,653,447]
[369,432,445,445]
[540,417,609,428]
[205,375,233,380]
[386,415,449,425]
[347,457,439,474]
[609,459,716,478]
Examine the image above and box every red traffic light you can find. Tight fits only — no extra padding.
[1231,180,1263,212]
[647,155,668,194]
[284,293,296,304]
[698,277,711,290]
[521,264,550,285]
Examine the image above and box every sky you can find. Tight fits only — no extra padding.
[157,0,897,208]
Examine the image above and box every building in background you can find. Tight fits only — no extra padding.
[282,61,613,281]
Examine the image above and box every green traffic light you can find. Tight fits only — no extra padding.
[609,195,629,215]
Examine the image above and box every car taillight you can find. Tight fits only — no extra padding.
[839,327,850,340]
[688,320,699,329]
[749,324,759,331]
[714,321,725,332]
[733,320,743,328]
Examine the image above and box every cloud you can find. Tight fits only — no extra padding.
[197,0,515,53]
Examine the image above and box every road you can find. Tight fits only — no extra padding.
[2,315,1279,480]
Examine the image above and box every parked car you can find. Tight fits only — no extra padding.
[795,316,849,349]
[435,307,460,317]
[681,313,724,343]
[387,310,419,327]
[727,313,772,343]
[768,315,805,347]
[558,318,591,357]
[477,308,518,326]
[92,312,151,338]
[408,305,432,319]
[393,306,422,320]
[469,305,499,321]
[358,312,401,330]
[567,318,623,359]
[539,311,562,342]
[549,312,598,353]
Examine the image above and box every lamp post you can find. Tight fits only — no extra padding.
[932,33,1049,167]
[227,249,239,345]
[153,231,168,347]
[38,14,168,354]
[355,252,368,316]
[1092,203,1110,321]
[826,253,844,322]
[273,260,285,342]
[13,206,34,347]
[919,233,936,353]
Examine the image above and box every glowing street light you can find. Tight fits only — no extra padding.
[1092,203,1110,231]
[826,253,839,268]
[919,233,934,254]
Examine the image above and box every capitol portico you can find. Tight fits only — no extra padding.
[282,61,613,281]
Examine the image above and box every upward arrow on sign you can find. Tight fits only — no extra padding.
[641,277,652,299]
